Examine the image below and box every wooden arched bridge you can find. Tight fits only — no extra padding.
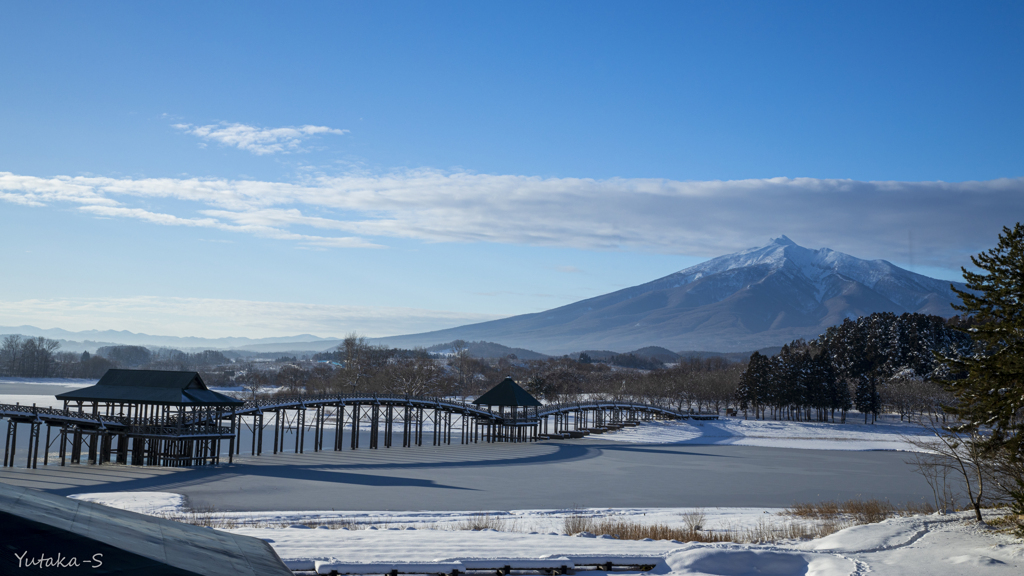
[223,393,690,457]
[0,371,712,469]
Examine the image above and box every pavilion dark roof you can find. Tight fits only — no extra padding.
[473,376,542,407]
[56,369,243,406]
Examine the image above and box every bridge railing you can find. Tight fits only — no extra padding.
[226,393,499,419]
[536,400,688,419]
[205,393,695,423]
[0,404,131,427]
[126,423,235,438]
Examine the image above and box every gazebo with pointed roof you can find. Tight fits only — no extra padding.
[472,376,541,442]
[472,376,542,408]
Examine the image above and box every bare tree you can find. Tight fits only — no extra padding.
[392,355,445,397]
[0,334,21,376]
[904,415,990,522]
[905,449,959,513]
[449,340,470,398]
[238,363,268,403]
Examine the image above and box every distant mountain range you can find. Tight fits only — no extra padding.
[4,236,967,356]
[372,236,967,354]
[0,325,339,354]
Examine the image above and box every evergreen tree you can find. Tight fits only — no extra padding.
[943,223,1024,461]
[737,352,769,419]
[855,374,880,423]
[828,372,851,423]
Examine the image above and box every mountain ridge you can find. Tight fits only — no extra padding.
[371,236,966,353]
[0,325,338,351]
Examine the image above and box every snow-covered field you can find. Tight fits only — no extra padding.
[0,378,96,409]
[11,376,1017,573]
[68,492,793,533]
[0,393,67,409]
[70,492,1023,575]
[602,415,933,451]
[0,377,96,388]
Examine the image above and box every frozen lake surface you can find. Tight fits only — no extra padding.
[0,380,940,511]
[1,438,936,511]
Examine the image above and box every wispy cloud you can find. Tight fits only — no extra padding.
[0,170,1020,269]
[78,204,378,248]
[0,297,501,339]
[174,122,348,155]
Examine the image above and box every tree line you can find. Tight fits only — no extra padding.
[736,312,973,423]
[0,336,233,379]
[238,334,744,415]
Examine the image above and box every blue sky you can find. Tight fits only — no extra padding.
[1,1,1021,339]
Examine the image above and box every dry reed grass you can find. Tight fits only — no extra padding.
[454,514,520,532]
[559,499,933,544]
[784,499,934,524]
[562,513,848,544]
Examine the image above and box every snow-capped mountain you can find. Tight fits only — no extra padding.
[376,236,967,354]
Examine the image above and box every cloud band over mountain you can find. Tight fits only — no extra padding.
[1,170,1019,269]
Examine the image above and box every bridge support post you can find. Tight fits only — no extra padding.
[227,415,235,464]
[71,429,82,464]
[129,436,138,466]
[351,404,360,449]
[116,432,127,465]
[95,431,109,466]
[3,420,14,467]
[369,404,379,450]
[88,432,97,465]
[43,425,52,466]
[403,405,411,448]
[273,410,280,455]
[315,405,324,452]
[411,405,419,446]
[256,412,263,455]
[244,415,254,458]
[334,403,345,451]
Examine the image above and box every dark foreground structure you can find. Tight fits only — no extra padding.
[0,481,291,576]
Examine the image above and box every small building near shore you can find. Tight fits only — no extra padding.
[52,369,242,467]
[472,376,541,420]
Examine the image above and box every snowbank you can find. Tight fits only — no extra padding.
[603,416,934,451]
[70,491,185,515]
[68,493,1023,575]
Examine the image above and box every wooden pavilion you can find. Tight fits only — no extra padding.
[472,376,542,442]
[54,369,242,467]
